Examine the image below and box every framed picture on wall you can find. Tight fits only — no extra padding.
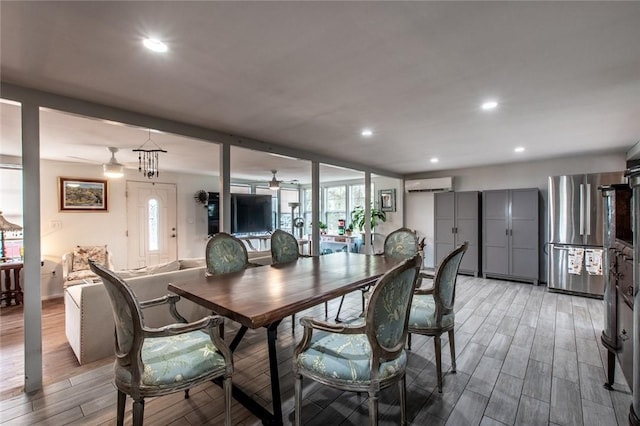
[58,177,108,212]
[379,188,396,212]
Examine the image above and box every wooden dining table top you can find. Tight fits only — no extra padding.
[168,252,402,329]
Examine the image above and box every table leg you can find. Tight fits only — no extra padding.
[3,269,12,305]
[215,321,284,425]
[267,322,283,425]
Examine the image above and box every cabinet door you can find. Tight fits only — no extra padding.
[455,191,479,274]
[483,190,509,276]
[510,189,539,280]
[434,192,455,268]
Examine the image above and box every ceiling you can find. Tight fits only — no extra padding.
[1,2,639,181]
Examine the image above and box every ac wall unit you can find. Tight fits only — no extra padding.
[404,177,453,193]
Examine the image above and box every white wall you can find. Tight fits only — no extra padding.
[405,152,627,279]
[38,159,218,299]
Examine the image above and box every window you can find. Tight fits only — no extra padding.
[230,184,251,194]
[148,198,159,251]
[325,185,346,232]
[279,188,299,231]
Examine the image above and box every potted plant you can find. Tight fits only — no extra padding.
[350,205,386,232]
[345,224,354,236]
[318,221,328,234]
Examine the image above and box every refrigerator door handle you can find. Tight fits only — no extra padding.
[585,183,591,235]
[552,246,571,251]
[579,184,585,235]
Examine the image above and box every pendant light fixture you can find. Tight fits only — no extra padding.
[103,147,124,178]
[133,129,167,179]
[269,170,280,190]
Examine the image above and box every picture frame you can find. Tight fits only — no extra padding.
[58,177,108,212]
[379,188,396,212]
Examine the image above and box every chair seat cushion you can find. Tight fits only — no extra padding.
[116,330,226,387]
[65,269,99,282]
[296,330,406,384]
[408,294,454,330]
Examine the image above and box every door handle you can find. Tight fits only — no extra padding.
[579,184,584,236]
[585,184,591,235]
[171,234,176,238]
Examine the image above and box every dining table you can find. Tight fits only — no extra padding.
[167,251,402,426]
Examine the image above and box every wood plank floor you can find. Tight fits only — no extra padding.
[0,276,633,425]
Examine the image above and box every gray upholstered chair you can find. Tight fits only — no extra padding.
[335,228,419,321]
[88,260,233,426]
[407,242,467,393]
[205,232,259,276]
[270,229,326,332]
[293,254,422,426]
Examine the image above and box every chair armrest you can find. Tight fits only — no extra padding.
[139,294,188,323]
[419,271,435,280]
[299,316,365,334]
[414,286,435,295]
[143,314,223,338]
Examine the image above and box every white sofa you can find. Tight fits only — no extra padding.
[65,252,272,365]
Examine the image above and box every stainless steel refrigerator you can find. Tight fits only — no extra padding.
[548,172,625,297]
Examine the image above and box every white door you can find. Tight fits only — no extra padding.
[126,181,177,268]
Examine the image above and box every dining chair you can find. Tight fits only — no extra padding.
[293,253,422,426]
[88,260,234,426]
[407,242,467,393]
[271,229,327,332]
[335,227,419,322]
[205,232,259,275]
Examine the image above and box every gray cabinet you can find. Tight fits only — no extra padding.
[483,188,539,284]
[434,191,481,276]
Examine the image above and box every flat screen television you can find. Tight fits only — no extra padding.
[208,192,273,235]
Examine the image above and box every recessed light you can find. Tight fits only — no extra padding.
[481,100,499,111]
[430,158,439,163]
[361,129,373,137]
[514,146,525,153]
[143,38,168,53]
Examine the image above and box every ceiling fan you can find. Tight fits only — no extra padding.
[67,147,127,178]
[267,170,299,190]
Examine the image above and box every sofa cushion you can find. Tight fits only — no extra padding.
[114,260,181,279]
[72,245,107,272]
[66,269,100,282]
[179,257,206,269]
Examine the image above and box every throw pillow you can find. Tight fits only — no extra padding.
[72,245,107,272]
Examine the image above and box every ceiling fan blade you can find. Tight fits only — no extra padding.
[67,156,101,164]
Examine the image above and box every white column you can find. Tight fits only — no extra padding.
[22,102,42,393]
[311,162,320,256]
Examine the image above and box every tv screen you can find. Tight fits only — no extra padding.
[232,194,273,234]
[207,193,273,235]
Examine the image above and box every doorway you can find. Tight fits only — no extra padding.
[126,181,177,268]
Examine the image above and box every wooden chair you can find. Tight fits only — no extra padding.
[270,229,327,332]
[407,242,467,392]
[88,260,233,426]
[293,254,422,426]
[335,227,419,321]
[205,232,259,275]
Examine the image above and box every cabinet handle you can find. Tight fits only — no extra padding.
[506,229,509,235]
[510,229,513,236]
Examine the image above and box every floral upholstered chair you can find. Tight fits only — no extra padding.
[408,242,467,393]
[88,260,234,426]
[205,232,259,276]
[335,228,420,322]
[293,254,422,426]
[62,245,114,287]
[270,229,325,332]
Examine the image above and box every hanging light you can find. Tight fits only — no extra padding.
[133,129,167,179]
[269,170,280,190]
[103,147,124,178]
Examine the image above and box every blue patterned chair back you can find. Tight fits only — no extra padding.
[434,242,468,316]
[383,228,418,261]
[271,229,299,264]
[366,254,422,357]
[88,260,143,359]
[206,233,250,275]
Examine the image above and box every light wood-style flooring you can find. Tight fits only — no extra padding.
[0,276,633,425]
